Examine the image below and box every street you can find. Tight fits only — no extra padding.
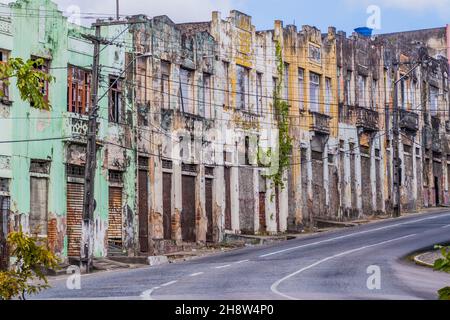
[34,211,450,300]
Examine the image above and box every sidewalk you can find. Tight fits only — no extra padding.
[49,206,450,277]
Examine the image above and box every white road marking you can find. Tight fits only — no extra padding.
[260,214,450,258]
[270,234,417,300]
[215,264,231,269]
[235,260,249,264]
[161,280,178,287]
[189,272,204,277]
[140,287,160,300]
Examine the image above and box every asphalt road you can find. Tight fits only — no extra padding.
[34,210,450,300]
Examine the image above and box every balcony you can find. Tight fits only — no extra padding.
[354,106,379,132]
[310,111,331,135]
[64,113,99,144]
[399,109,419,132]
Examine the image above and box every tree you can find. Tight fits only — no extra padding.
[0,230,59,300]
[433,245,450,300]
[0,57,54,110]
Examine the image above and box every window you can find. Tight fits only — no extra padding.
[0,50,10,100]
[31,56,50,105]
[179,68,194,114]
[325,77,332,115]
[400,78,406,110]
[109,76,123,123]
[202,73,212,118]
[256,72,263,114]
[345,71,353,105]
[67,65,91,114]
[298,68,305,111]
[410,80,417,109]
[236,65,250,111]
[358,75,367,107]
[430,85,439,116]
[284,63,289,101]
[223,61,230,108]
[310,72,320,112]
[161,61,170,109]
[309,44,321,64]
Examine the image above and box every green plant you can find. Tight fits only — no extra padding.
[433,245,450,300]
[260,40,293,191]
[0,229,59,300]
[0,57,54,110]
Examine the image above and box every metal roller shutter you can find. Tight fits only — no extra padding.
[108,187,123,244]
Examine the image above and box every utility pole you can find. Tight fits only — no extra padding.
[81,23,101,273]
[116,0,120,20]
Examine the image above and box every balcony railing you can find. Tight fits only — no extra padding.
[310,111,331,135]
[399,109,419,132]
[354,106,379,132]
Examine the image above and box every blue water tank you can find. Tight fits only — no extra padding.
[354,27,373,37]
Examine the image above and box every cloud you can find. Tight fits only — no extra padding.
[0,0,240,23]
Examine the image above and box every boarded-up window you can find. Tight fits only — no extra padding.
[67,65,91,114]
[223,61,230,108]
[180,68,194,114]
[325,77,332,115]
[298,68,305,111]
[430,86,439,116]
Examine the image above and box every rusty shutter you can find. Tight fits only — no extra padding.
[67,183,84,257]
[181,175,196,242]
[0,196,9,270]
[224,167,232,230]
[108,187,123,244]
[163,173,172,240]
[205,178,213,242]
[138,170,149,253]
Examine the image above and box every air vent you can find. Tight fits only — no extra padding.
[66,164,85,178]
[30,160,51,174]
[205,166,214,177]
[109,170,124,184]
[162,160,173,170]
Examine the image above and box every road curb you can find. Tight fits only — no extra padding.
[413,253,435,268]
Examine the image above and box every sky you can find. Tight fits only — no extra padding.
[0,0,449,34]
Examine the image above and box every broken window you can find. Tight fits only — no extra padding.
[161,61,170,109]
[256,72,263,114]
[298,68,305,111]
[310,72,320,113]
[202,73,212,119]
[109,76,123,123]
[325,77,332,115]
[179,67,194,114]
[236,64,250,111]
[0,50,10,100]
[67,65,91,114]
[31,56,50,106]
